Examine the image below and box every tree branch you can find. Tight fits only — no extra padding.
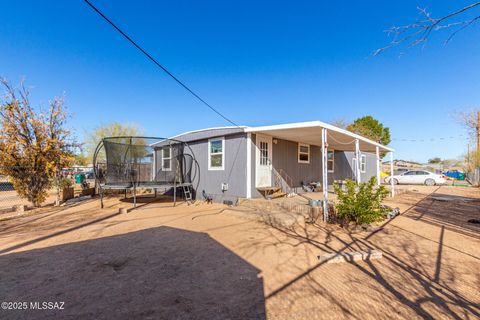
[374,2,480,55]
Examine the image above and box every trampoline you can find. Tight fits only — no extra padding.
[93,136,197,208]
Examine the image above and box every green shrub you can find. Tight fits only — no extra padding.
[53,176,73,190]
[333,177,389,225]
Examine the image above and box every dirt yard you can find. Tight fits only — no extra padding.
[0,186,479,319]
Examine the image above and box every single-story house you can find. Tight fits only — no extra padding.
[152,121,394,214]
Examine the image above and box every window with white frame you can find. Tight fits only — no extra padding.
[162,147,172,171]
[360,154,367,173]
[259,141,269,166]
[298,143,310,163]
[327,150,334,172]
[208,137,224,170]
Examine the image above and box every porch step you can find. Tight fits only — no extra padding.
[266,191,287,200]
[257,186,282,199]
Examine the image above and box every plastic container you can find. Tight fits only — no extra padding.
[75,173,86,184]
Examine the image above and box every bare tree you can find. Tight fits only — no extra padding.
[375,2,480,55]
[454,108,480,139]
[329,118,349,129]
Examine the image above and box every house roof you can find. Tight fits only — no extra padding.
[159,121,393,153]
[245,121,393,153]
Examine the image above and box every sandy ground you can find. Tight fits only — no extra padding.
[0,186,479,319]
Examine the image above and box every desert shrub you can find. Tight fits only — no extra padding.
[333,177,389,225]
[53,176,73,190]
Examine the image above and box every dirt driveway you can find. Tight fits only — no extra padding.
[0,186,479,319]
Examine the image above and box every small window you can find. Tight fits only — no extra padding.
[162,147,172,171]
[298,143,310,164]
[360,155,367,173]
[208,137,225,170]
[259,141,269,166]
[327,150,334,172]
[404,171,415,175]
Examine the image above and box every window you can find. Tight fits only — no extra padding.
[327,150,334,172]
[259,141,269,166]
[162,147,172,171]
[417,171,430,176]
[298,143,310,164]
[208,137,224,170]
[404,171,416,176]
[360,155,367,173]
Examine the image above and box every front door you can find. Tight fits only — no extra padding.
[255,134,273,187]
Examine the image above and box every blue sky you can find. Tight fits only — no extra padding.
[1,0,479,162]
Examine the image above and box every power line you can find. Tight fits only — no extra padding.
[391,133,468,142]
[83,0,239,127]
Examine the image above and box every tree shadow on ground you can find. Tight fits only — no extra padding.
[401,193,480,239]
[0,226,266,320]
[238,190,480,319]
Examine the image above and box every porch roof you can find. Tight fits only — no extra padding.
[244,121,393,153]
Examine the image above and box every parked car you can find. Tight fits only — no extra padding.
[385,170,447,186]
[84,171,95,179]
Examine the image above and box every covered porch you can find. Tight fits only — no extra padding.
[245,121,394,221]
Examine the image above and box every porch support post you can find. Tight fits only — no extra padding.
[390,151,395,197]
[246,133,252,198]
[376,146,381,186]
[321,128,329,221]
[355,139,361,183]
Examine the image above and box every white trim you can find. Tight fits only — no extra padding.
[390,151,395,197]
[298,143,310,164]
[152,150,156,179]
[354,139,361,183]
[208,137,225,171]
[161,146,172,171]
[327,149,335,173]
[255,134,273,187]
[246,133,252,198]
[376,146,381,186]
[360,154,367,173]
[165,126,247,140]
[245,121,393,152]
[322,128,329,221]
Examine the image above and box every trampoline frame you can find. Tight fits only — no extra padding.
[93,136,198,208]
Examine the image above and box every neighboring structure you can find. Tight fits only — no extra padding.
[153,121,394,217]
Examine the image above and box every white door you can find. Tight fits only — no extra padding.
[255,134,273,187]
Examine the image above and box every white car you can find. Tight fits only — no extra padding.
[385,170,447,186]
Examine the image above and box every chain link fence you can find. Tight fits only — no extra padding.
[0,165,98,215]
[0,166,62,214]
[466,167,480,186]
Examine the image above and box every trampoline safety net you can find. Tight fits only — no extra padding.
[94,137,195,190]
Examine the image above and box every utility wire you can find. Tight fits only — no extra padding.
[391,133,467,142]
[83,0,239,127]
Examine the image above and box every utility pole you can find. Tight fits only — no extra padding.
[467,143,470,169]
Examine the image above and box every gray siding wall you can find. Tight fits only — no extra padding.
[332,151,378,182]
[271,138,322,187]
[171,131,379,201]
[184,133,248,203]
[256,137,379,196]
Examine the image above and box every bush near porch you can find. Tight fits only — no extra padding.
[333,177,389,225]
